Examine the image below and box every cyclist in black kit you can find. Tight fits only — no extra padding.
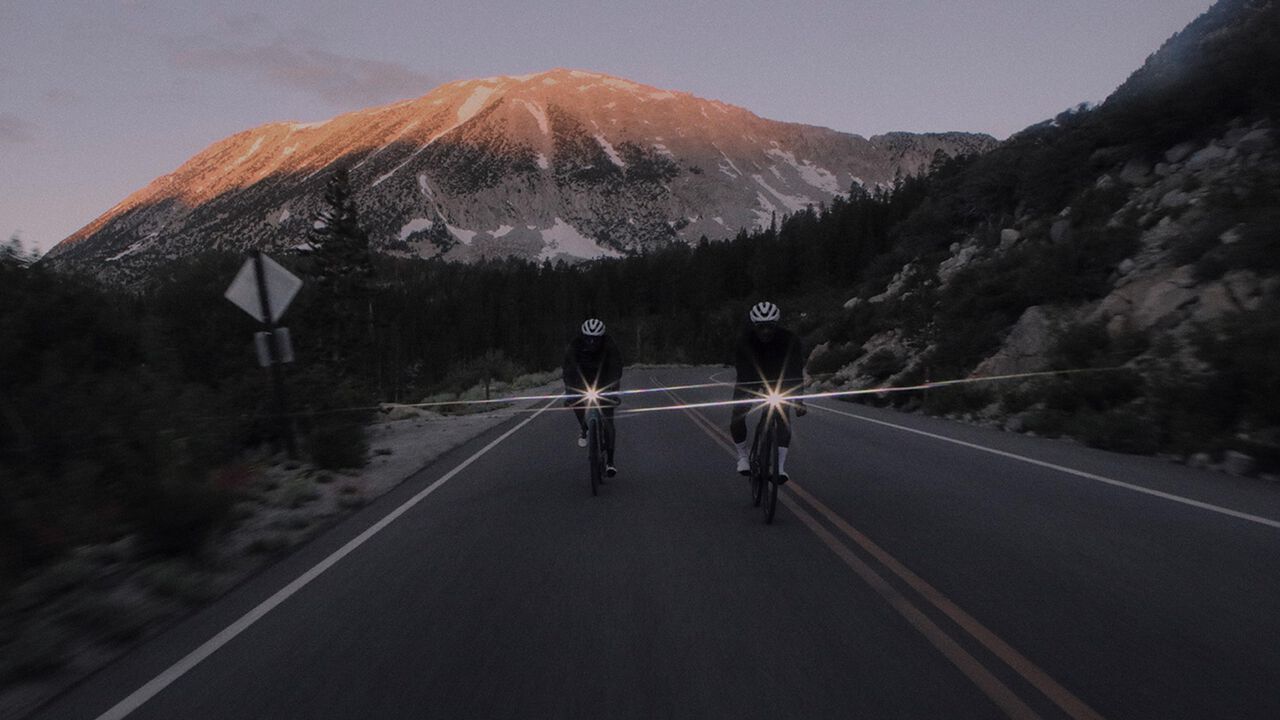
[730,301,806,482]
[563,318,623,477]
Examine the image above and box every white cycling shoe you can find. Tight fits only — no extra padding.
[606,465,617,478]
[736,457,750,476]
[577,433,588,448]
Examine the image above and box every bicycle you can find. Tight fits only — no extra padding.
[572,389,614,497]
[747,397,796,524]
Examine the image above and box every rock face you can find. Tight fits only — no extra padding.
[972,306,1057,376]
[42,68,996,284]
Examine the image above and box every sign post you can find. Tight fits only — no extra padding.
[225,250,302,459]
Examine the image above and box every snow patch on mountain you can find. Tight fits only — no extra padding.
[447,224,477,245]
[766,148,841,193]
[399,217,433,241]
[752,174,812,212]
[236,137,264,164]
[601,77,643,93]
[105,240,145,262]
[457,86,497,124]
[595,134,626,168]
[518,100,549,136]
[538,218,620,260]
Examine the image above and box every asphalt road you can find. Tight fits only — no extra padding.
[32,367,1280,719]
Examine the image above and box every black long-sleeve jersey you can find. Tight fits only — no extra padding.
[563,334,623,399]
[733,327,805,394]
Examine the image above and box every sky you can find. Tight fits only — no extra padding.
[1,0,1216,258]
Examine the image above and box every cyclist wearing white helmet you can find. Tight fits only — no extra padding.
[563,318,623,476]
[731,301,806,481]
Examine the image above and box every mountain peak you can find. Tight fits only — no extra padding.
[44,70,996,281]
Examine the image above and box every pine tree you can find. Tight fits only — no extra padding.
[309,168,373,289]
[307,168,376,373]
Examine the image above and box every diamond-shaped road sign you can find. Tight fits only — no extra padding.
[224,253,302,323]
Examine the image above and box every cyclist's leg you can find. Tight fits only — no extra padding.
[777,406,792,447]
[730,388,750,443]
[603,406,616,465]
[776,406,793,479]
[730,387,751,473]
[572,407,587,434]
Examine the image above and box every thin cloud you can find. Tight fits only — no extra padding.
[170,39,437,108]
[42,88,84,107]
[0,113,38,143]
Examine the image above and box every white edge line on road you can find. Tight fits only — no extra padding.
[94,401,555,720]
[810,402,1280,531]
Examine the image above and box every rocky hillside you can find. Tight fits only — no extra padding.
[41,69,994,284]
[806,0,1280,470]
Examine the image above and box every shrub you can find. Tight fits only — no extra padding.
[806,342,864,377]
[131,467,234,557]
[923,384,995,416]
[305,418,369,470]
[862,348,905,381]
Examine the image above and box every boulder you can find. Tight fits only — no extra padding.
[842,296,862,310]
[1224,127,1250,147]
[1159,189,1190,209]
[1236,128,1273,155]
[1000,228,1021,244]
[1106,314,1129,339]
[1133,267,1199,329]
[1192,282,1240,323]
[937,244,980,284]
[972,306,1055,377]
[1170,265,1197,288]
[1092,288,1135,321]
[1224,270,1262,310]
[1165,142,1198,164]
[1050,219,1072,244]
[1223,450,1257,477]
[869,265,914,303]
[1118,258,1136,276]
[1140,216,1182,249]
[1154,162,1173,177]
[1119,159,1152,185]
[1187,452,1212,469]
[1186,144,1229,171]
[1219,225,1243,245]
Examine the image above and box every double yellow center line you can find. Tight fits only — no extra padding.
[658,377,1106,720]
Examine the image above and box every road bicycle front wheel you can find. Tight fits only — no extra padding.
[588,415,602,497]
[762,422,779,524]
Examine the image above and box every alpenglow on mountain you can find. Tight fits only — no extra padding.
[45,69,996,280]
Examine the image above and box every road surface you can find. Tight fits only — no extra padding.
[31,367,1280,719]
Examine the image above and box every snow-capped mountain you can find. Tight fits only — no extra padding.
[45,69,996,281]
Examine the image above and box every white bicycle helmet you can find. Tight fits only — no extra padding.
[581,318,606,336]
[749,301,780,324]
